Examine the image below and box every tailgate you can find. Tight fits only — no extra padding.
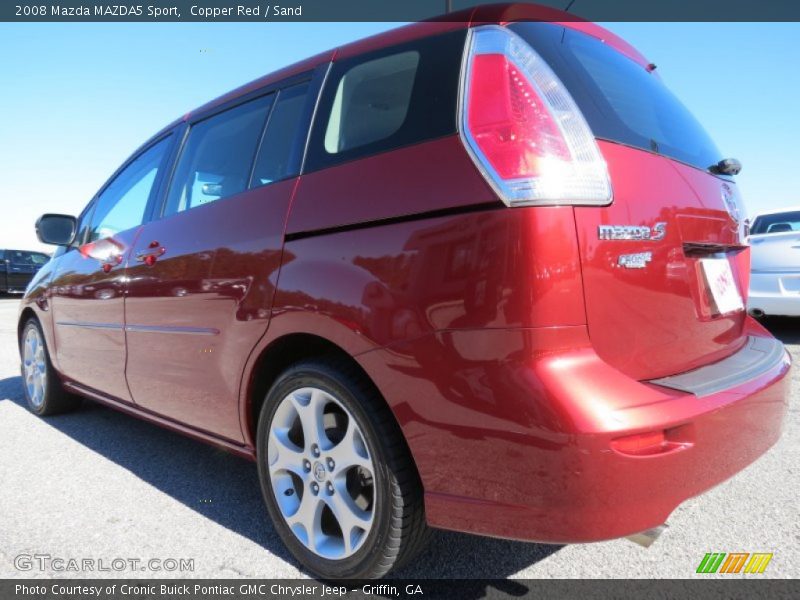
[575,142,748,380]
[508,21,751,380]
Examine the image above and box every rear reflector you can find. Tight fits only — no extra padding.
[459,25,612,207]
[611,425,694,457]
[611,431,666,455]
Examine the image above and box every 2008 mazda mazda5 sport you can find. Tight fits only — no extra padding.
[18,3,791,579]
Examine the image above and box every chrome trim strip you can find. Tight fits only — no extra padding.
[648,335,789,397]
[55,321,218,336]
[124,324,219,336]
[56,321,123,330]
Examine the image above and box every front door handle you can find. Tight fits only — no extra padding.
[136,241,166,266]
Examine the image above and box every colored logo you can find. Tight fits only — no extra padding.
[696,552,773,574]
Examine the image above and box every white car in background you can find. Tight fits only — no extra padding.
[747,206,800,317]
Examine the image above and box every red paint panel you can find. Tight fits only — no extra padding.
[276,202,585,351]
[124,181,295,442]
[286,136,498,235]
[357,323,788,542]
[49,228,141,402]
[574,141,747,380]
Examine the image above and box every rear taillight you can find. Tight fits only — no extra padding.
[459,25,612,207]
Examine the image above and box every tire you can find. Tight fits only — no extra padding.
[256,357,430,579]
[19,318,81,416]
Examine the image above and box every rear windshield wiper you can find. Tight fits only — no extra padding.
[709,158,742,175]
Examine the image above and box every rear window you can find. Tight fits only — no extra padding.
[510,22,724,172]
[751,211,800,235]
[305,29,466,172]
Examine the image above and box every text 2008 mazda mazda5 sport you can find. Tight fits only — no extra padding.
[18,3,791,579]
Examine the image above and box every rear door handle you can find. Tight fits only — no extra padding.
[136,241,166,265]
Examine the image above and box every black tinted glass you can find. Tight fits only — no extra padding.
[510,22,723,172]
[251,82,310,186]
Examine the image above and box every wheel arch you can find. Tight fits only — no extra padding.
[241,330,414,473]
[18,306,37,343]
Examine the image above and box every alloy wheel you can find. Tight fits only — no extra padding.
[23,326,47,408]
[267,386,376,560]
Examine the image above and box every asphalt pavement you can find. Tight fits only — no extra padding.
[0,297,797,579]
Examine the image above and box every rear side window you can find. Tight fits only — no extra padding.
[751,211,800,234]
[251,82,310,186]
[324,51,419,154]
[165,95,273,216]
[510,22,723,172]
[305,29,466,171]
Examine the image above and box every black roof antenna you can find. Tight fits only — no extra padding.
[564,0,577,11]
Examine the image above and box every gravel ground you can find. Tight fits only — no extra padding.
[0,297,797,579]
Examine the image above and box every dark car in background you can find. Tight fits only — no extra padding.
[0,249,50,294]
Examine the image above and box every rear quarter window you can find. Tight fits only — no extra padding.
[305,29,466,172]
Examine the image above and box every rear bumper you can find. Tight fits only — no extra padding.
[398,327,792,543]
[749,271,800,316]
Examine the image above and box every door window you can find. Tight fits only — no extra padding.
[164,95,273,216]
[8,251,33,266]
[89,136,171,242]
[251,82,310,186]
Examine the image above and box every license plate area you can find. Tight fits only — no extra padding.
[701,257,744,316]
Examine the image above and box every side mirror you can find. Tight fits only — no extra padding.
[36,214,77,246]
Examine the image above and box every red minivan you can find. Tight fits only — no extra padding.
[20,3,791,579]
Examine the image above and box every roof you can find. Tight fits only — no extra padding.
[154,3,649,137]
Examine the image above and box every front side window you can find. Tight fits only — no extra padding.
[89,136,171,242]
[72,203,94,248]
[164,95,273,216]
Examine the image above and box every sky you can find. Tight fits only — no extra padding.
[1,21,799,252]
